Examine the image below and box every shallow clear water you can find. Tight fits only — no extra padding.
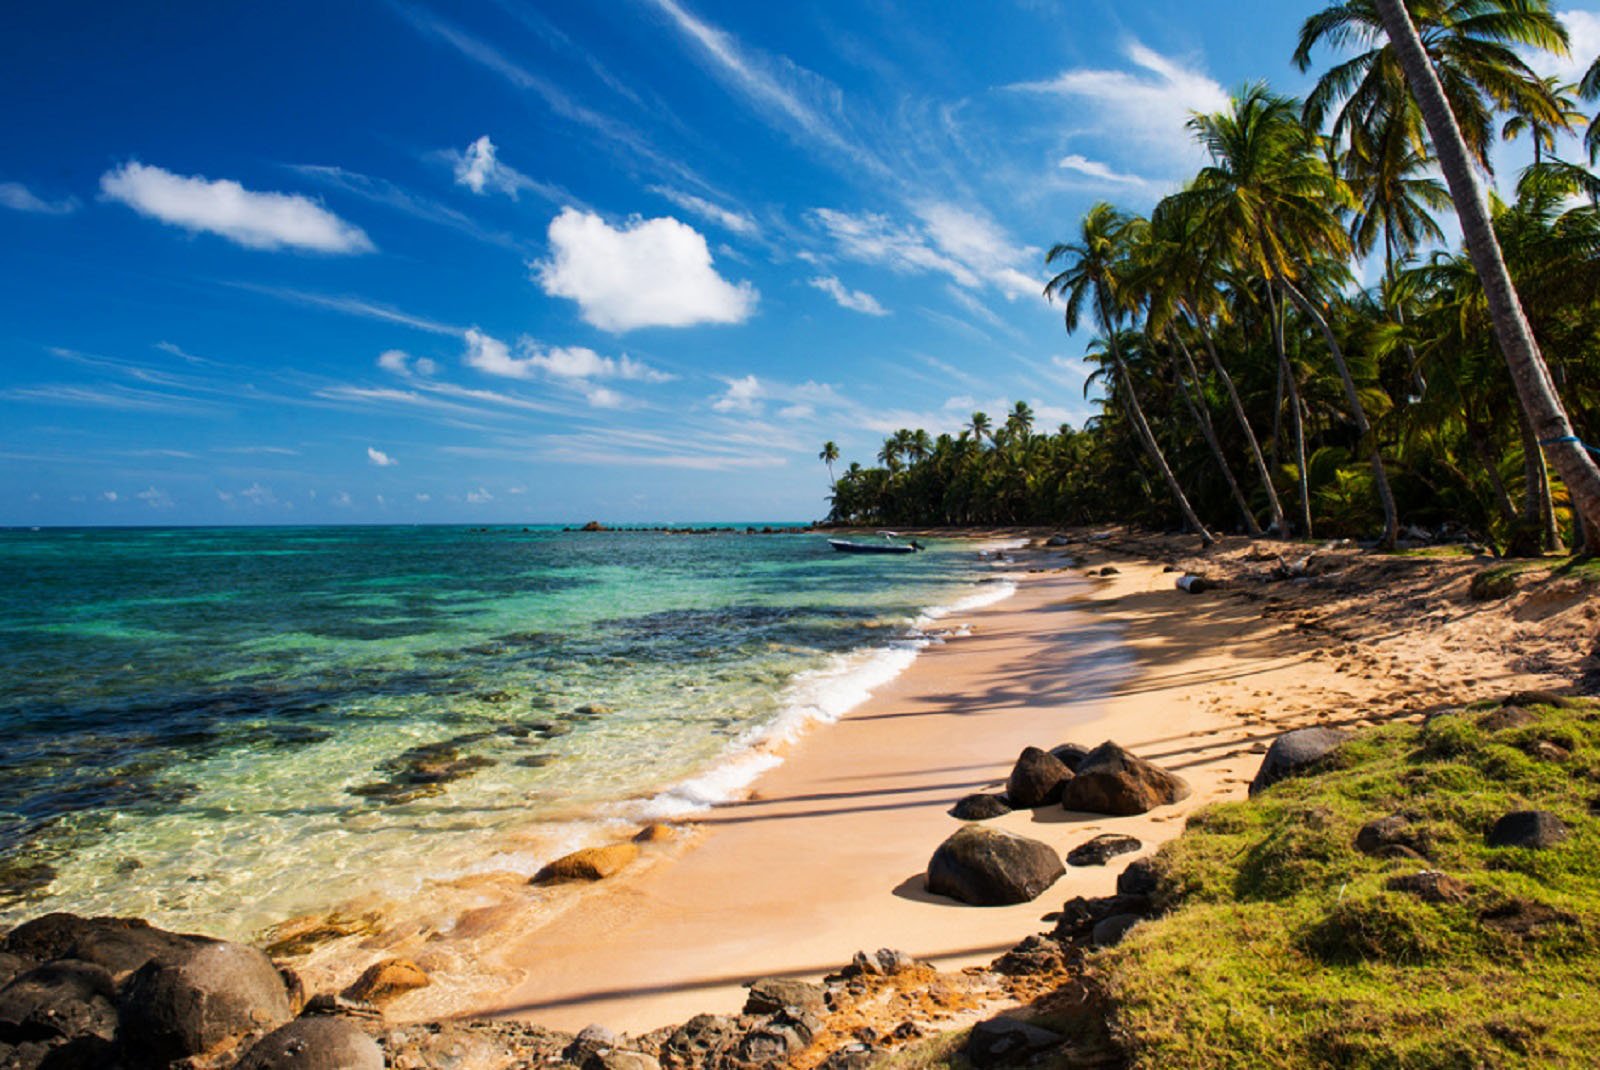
[0,525,1005,936]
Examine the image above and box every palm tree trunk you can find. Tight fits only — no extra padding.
[1375,0,1600,538]
[1186,298,1287,535]
[1515,408,1565,553]
[1268,285,1313,538]
[1169,326,1263,536]
[1465,412,1518,528]
[1102,303,1214,545]
[1279,277,1401,549]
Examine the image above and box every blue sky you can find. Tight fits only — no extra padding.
[4,1,1597,525]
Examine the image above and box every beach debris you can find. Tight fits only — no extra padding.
[1005,746,1074,808]
[235,1015,385,1070]
[1044,534,1071,547]
[1486,810,1568,850]
[1066,833,1142,867]
[1091,913,1143,947]
[925,826,1065,906]
[743,977,828,1016]
[1048,742,1091,771]
[531,843,641,885]
[1477,705,1539,732]
[963,1016,1063,1067]
[1248,727,1353,796]
[341,957,430,1006]
[1175,573,1214,593]
[1355,814,1434,860]
[1060,742,1190,816]
[1385,871,1470,904]
[118,940,293,1063]
[949,793,1012,821]
[0,912,213,983]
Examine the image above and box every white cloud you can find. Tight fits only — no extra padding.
[1058,154,1148,187]
[240,483,276,506]
[535,207,758,331]
[101,162,371,252]
[648,186,758,236]
[378,349,437,376]
[809,276,889,316]
[136,486,174,509]
[101,490,119,502]
[712,374,763,413]
[811,204,1040,301]
[812,207,975,285]
[466,486,494,503]
[451,134,542,198]
[1532,11,1600,84]
[415,492,432,502]
[0,182,78,215]
[585,385,627,409]
[462,328,675,384]
[915,203,1041,300]
[367,446,398,467]
[332,490,354,507]
[778,403,815,420]
[1009,40,1228,176]
[217,490,234,502]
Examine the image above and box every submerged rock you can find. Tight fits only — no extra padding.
[926,826,1064,906]
[1061,742,1189,815]
[1005,747,1073,808]
[532,843,640,884]
[1248,727,1352,796]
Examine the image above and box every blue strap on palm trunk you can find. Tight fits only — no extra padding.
[1537,435,1600,457]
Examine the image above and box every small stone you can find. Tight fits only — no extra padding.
[1066,834,1142,867]
[1385,871,1470,904]
[1355,814,1431,859]
[341,958,429,1006]
[564,1023,619,1063]
[532,843,641,884]
[950,793,1012,821]
[0,960,118,1042]
[118,941,292,1063]
[1487,811,1568,850]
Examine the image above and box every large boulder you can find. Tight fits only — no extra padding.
[964,1018,1062,1067]
[0,960,118,1042]
[926,826,1065,906]
[234,1016,385,1070]
[1005,747,1073,808]
[0,913,212,983]
[118,940,293,1063]
[1048,743,1091,772]
[1248,727,1352,796]
[1060,743,1189,816]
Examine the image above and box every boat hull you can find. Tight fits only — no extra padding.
[828,539,919,555]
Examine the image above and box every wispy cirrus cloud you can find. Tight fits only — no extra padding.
[231,283,464,336]
[535,208,757,331]
[1057,154,1147,187]
[100,162,373,253]
[648,186,758,236]
[809,276,889,316]
[290,162,528,251]
[810,202,1040,302]
[0,181,79,215]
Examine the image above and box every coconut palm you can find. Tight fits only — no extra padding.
[1046,203,1214,545]
[818,441,840,490]
[1500,75,1585,164]
[967,411,992,444]
[1580,53,1600,162]
[1372,0,1600,535]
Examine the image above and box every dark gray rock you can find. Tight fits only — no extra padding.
[1091,913,1142,947]
[1355,814,1432,859]
[950,793,1011,821]
[234,1016,384,1070]
[1116,858,1160,898]
[964,1017,1062,1067]
[1487,810,1568,850]
[0,961,117,1043]
[0,954,31,991]
[926,827,1065,906]
[1005,747,1073,809]
[1066,834,1142,867]
[118,940,292,1063]
[1060,742,1189,815]
[0,913,212,983]
[847,949,916,976]
[735,1009,819,1067]
[1047,743,1091,772]
[817,1043,875,1070]
[1248,727,1352,796]
[1385,871,1470,904]
[992,934,1067,977]
[660,1014,756,1070]
[743,978,826,1016]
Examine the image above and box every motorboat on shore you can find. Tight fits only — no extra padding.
[826,531,923,555]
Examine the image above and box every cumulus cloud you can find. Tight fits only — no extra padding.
[332,491,354,507]
[1532,11,1600,84]
[1009,40,1228,176]
[415,492,432,502]
[450,135,541,198]
[648,186,758,236]
[466,486,494,503]
[136,486,174,509]
[462,328,674,384]
[535,208,757,331]
[1058,154,1148,187]
[0,182,79,215]
[809,275,889,316]
[377,349,437,376]
[99,162,373,252]
[711,374,763,414]
[367,446,398,467]
[240,483,276,506]
[101,490,119,502]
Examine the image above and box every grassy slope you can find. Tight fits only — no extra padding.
[1102,698,1600,1069]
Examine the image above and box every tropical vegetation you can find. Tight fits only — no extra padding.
[824,0,1600,557]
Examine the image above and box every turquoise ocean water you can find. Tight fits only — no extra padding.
[0,525,1012,937]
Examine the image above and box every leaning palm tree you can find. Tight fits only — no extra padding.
[818,440,840,490]
[1373,0,1600,535]
[1046,203,1214,545]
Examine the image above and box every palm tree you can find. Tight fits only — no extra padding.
[967,411,992,444]
[818,440,840,490]
[1500,75,1584,164]
[1046,203,1215,545]
[1372,0,1600,535]
[1180,84,1400,546]
[1294,0,1569,173]
[1006,401,1035,441]
[1580,53,1600,163]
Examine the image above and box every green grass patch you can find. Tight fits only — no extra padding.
[1389,545,1478,559]
[1101,698,1600,1069]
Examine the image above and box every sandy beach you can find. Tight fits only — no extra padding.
[450,537,1563,1035]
